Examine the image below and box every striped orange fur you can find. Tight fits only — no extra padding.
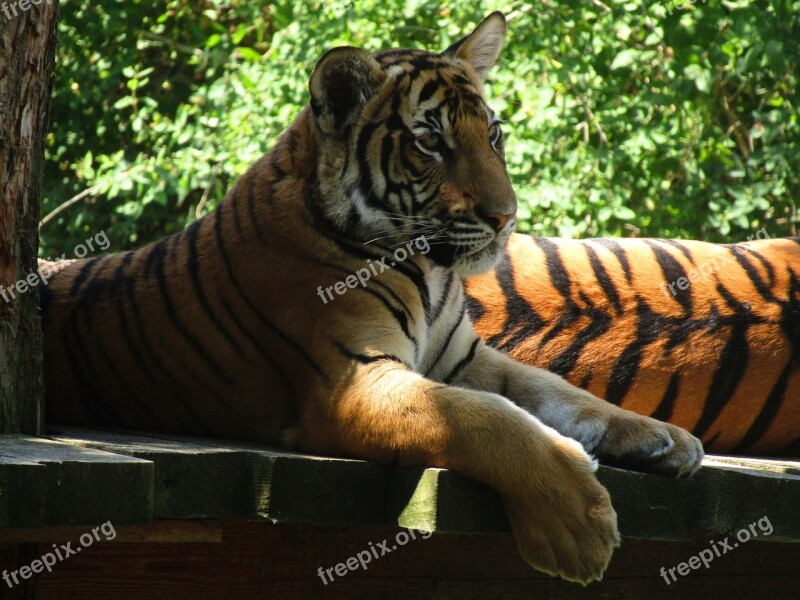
[466,233,800,455]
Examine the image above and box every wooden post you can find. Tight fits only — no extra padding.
[0,2,59,434]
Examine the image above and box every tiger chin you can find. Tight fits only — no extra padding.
[41,12,703,584]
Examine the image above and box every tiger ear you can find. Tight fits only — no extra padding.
[443,11,507,80]
[309,47,383,136]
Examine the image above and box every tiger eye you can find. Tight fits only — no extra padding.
[417,131,444,152]
[488,122,502,145]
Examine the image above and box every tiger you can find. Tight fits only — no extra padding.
[466,233,800,456]
[40,12,703,584]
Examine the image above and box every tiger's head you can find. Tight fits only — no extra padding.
[308,12,516,277]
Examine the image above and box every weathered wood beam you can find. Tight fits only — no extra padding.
[3,428,799,545]
[0,435,152,528]
[46,427,387,525]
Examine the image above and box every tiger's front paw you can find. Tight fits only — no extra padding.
[505,437,620,584]
[595,412,704,477]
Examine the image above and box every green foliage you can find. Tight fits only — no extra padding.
[40,0,800,256]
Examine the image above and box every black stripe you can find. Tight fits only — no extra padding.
[444,338,480,384]
[125,255,190,395]
[230,187,243,235]
[418,77,443,104]
[484,248,544,352]
[547,291,612,378]
[169,228,182,261]
[350,280,419,354]
[246,174,271,248]
[425,301,467,377]
[334,341,410,369]
[379,132,395,201]
[143,237,170,278]
[605,299,664,405]
[729,245,780,303]
[777,436,800,455]
[315,218,431,311]
[663,303,720,355]
[375,48,422,60]
[739,246,776,286]
[62,313,125,425]
[692,317,749,439]
[578,369,593,390]
[534,237,572,298]
[214,204,330,383]
[69,256,103,295]
[186,218,245,358]
[39,277,54,317]
[77,289,154,421]
[428,271,455,325]
[732,358,792,453]
[61,257,127,425]
[464,291,485,322]
[224,290,296,398]
[592,239,633,284]
[356,122,382,210]
[213,205,296,399]
[270,149,288,181]
[147,237,234,390]
[583,242,622,314]
[659,239,694,264]
[309,255,416,331]
[112,253,158,384]
[645,240,692,313]
[121,254,211,433]
[780,267,800,366]
[650,373,681,421]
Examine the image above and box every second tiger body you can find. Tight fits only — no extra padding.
[467,233,800,455]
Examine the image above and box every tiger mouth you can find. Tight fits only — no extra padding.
[424,236,503,271]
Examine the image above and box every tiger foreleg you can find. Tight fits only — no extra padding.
[459,343,704,477]
[302,362,619,584]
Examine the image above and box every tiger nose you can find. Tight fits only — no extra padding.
[477,208,516,232]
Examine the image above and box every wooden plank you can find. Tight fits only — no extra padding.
[0,456,47,528]
[262,449,386,526]
[0,519,222,544]
[47,428,267,520]
[0,435,153,528]
[698,460,800,542]
[597,465,706,541]
[47,427,387,526]
[388,459,800,542]
[5,426,799,544]
[388,464,706,539]
[11,520,800,600]
[703,455,800,476]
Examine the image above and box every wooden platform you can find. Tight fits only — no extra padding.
[2,427,800,598]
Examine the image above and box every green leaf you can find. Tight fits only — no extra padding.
[237,47,262,62]
[614,206,636,220]
[610,49,639,70]
[113,96,134,109]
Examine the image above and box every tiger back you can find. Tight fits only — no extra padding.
[466,233,800,455]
